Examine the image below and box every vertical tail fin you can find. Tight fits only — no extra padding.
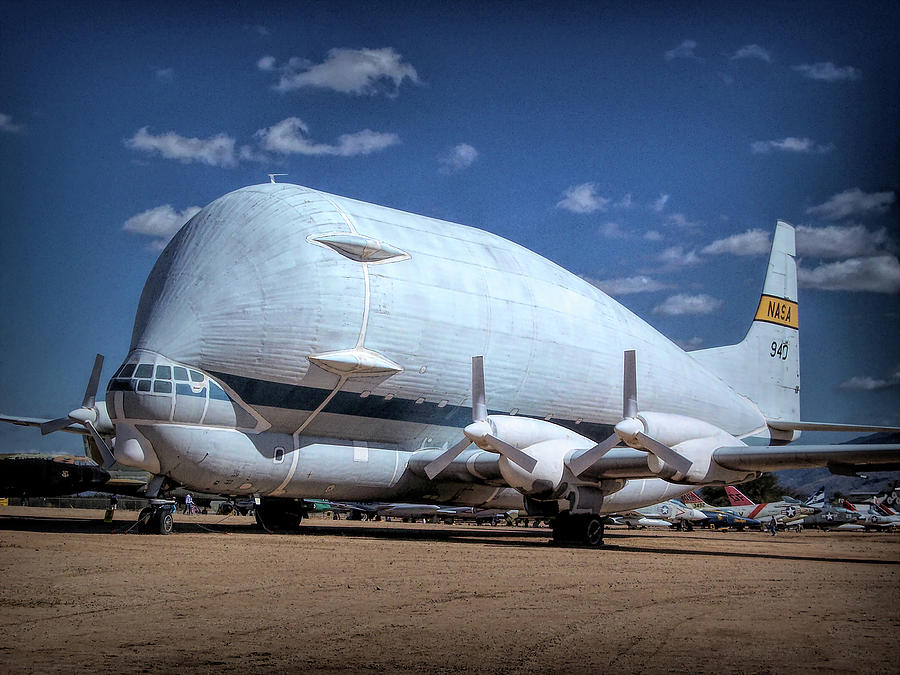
[690,221,800,441]
[725,485,755,507]
[806,486,826,508]
[681,491,711,509]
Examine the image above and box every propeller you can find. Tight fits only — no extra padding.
[40,354,116,469]
[424,356,538,480]
[567,350,692,477]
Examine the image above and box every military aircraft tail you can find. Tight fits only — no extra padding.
[681,490,714,510]
[724,485,755,507]
[690,221,799,439]
[806,486,826,508]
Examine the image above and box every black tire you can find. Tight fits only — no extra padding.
[584,517,605,547]
[157,510,174,535]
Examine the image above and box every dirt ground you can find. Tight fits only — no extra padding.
[0,507,898,674]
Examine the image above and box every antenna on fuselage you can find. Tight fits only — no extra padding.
[268,173,288,184]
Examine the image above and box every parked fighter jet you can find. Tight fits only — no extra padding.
[724,485,815,526]
[679,491,761,530]
[800,487,863,530]
[614,499,708,530]
[840,499,900,531]
[4,183,900,545]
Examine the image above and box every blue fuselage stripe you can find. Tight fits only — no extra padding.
[211,371,616,442]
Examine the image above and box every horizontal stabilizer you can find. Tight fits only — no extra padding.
[767,420,900,433]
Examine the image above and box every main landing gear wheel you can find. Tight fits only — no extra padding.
[254,498,305,532]
[551,513,606,547]
[137,502,175,535]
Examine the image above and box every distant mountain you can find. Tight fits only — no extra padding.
[775,433,900,498]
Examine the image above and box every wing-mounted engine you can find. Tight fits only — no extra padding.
[631,412,757,484]
[421,357,610,500]
[566,350,759,486]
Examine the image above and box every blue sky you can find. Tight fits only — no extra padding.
[1,0,898,454]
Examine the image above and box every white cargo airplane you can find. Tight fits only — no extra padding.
[7,183,900,545]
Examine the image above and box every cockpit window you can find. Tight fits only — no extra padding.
[153,380,173,394]
[135,364,153,379]
[209,381,230,401]
[189,370,204,383]
[173,366,189,381]
[136,379,152,392]
[155,365,172,380]
[118,363,136,378]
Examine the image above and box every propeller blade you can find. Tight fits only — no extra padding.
[636,432,693,475]
[567,433,621,476]
[484,434,538,473]
[623,350,637,419]
[83,419,116,469]
[472,356,487,422]
[82,354,104,409]
[424,437,473,480]
[41,417,74,435]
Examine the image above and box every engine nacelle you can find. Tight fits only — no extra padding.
[639,412,759,485]
[486,415,590,447]
[498,438,585,498]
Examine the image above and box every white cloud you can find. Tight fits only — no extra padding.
[254,117,399,156]
[154,68,174,82]
[599,222,627,239]
[438,144,478,174]
[125,127,237,167]
[701,229,771,256]
[839,366,900,391]
[675,336,705,350]
[644,230,663,241]
[123,204,202,250]
[665,40,700,61]
[796,224,891,259]
[652,193,670,213]
[556,183,609,214]
[730,44,772,63]
[792,62,861,82]
[798,255,900,293]
[257,55,277,71]
[653,293,724,316]
[750,137,834,154]
[656,245,700,268]
[263,47,420,96]
[806,188,895,221]
[0,113,24,133]
[665,212,698,228]
[584,275,668,296]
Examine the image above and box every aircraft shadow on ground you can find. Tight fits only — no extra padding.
[3,514,898,565]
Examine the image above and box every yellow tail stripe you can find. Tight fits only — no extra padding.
[754,294,798,329]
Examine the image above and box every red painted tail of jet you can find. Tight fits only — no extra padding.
[725,485,755,507]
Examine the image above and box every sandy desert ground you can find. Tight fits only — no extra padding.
[0,506,898,674]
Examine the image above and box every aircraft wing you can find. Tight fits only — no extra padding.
[0,413,89,435]
[711,444,900,474]
[766,420,900,433]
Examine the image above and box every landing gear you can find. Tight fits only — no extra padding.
[551,513,606,547]
[254,498,305,532]
[137,500,176,534]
